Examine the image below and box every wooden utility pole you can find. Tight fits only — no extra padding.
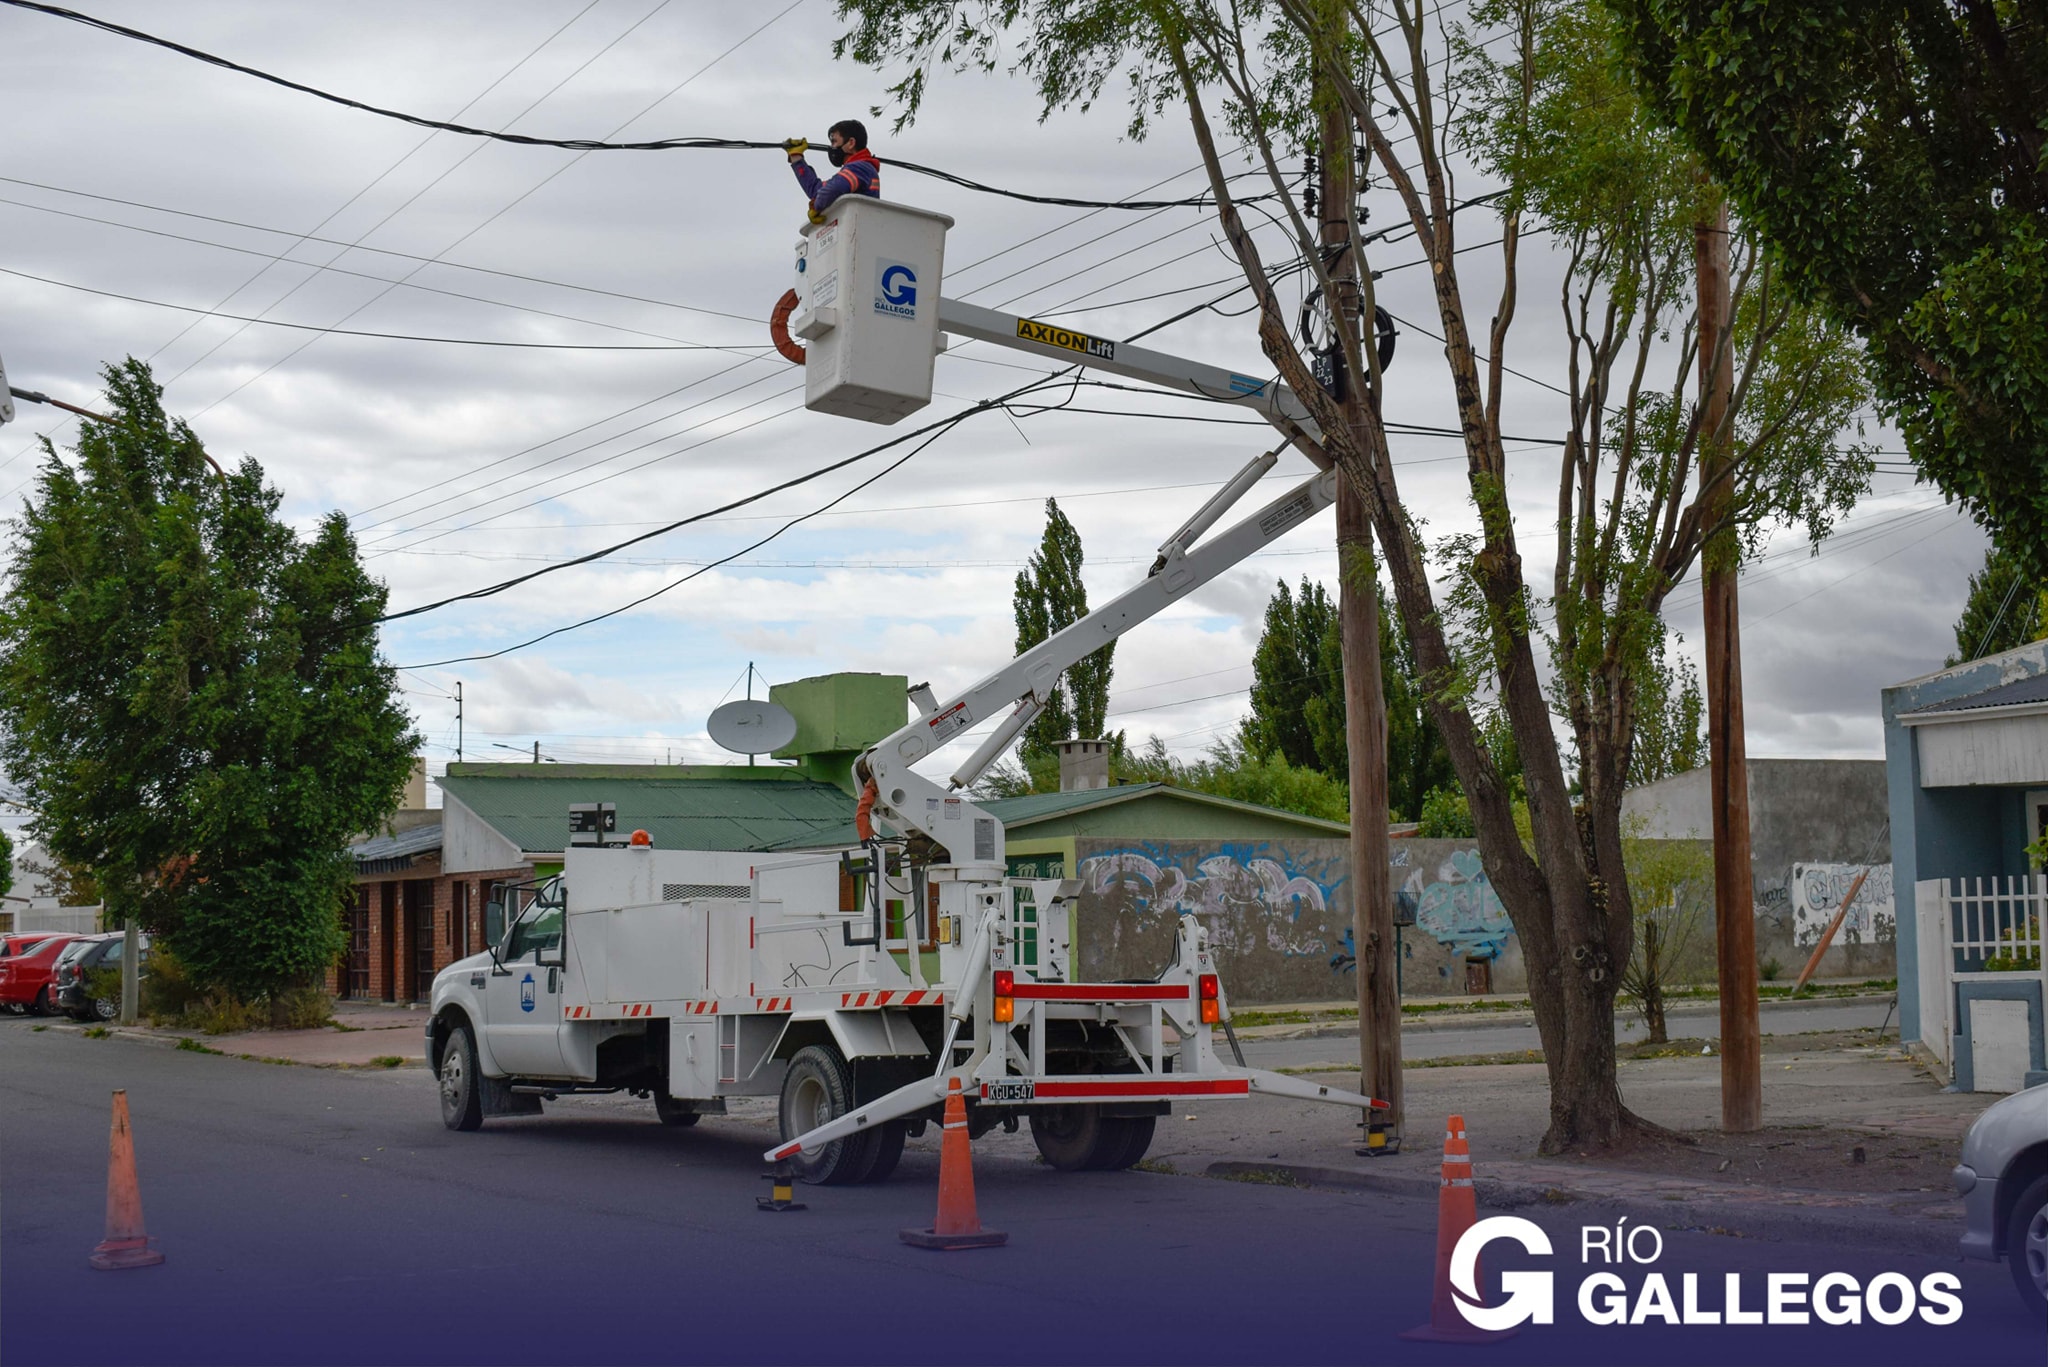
[1697,194,1760,1131]
[1321,96,1401,1143]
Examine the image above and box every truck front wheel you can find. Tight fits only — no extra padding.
[778,1044,882,1185]
[438,1022,484,1132]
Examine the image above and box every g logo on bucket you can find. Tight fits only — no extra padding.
[1451,1216,1554,1329]
[874,260,917,317]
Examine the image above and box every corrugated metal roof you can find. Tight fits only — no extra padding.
[768,781,1349,849]
[436,772,853,854]
[349,824,444,864]
[1901,671,2048,717]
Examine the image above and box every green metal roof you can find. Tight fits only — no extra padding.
[436,764,854,854]
[769,781,1349,849]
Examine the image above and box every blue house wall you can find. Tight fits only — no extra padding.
[1883,640,2048,1043]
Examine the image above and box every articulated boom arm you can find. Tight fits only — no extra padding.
[858,455,1339,871]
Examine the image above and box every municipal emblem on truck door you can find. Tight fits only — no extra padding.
[520,973,536,1013]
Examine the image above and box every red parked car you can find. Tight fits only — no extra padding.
[0,934,82,1015]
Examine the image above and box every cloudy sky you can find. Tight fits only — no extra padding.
[0,0,1988,835]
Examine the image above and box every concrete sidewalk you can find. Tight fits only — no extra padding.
[81,998,429,1067]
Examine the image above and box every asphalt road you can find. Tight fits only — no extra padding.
[2,1019,2034,1366]
[1240,999,1896,1072]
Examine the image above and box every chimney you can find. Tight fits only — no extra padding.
[401,756,427,810]
[1057,738,1110,792]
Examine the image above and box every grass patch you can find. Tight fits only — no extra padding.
[31,1024,48,1032]
[1132,1157,1178,1175]
[369,1055,405,1069]
[176,1037,223,1055]
[1219,1167,1305,1187]
[82,1025,110,1039]
[1408,1048,1546,1069]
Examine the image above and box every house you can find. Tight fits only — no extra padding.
[1884,641,2048,1092]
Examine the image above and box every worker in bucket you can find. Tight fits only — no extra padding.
[782,120,880,223]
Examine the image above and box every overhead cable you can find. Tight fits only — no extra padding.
[0,266,770,352]
[3,0,1272,211]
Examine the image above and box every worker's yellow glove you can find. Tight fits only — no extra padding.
[782,137,808,160]
[807,207,827,225]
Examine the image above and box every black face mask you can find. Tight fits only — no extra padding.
[827,145,850,167]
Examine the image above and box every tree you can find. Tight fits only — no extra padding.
[1119,734,1350,823]
[1947,542,2048,666]
[0,360,419,1001]
[1243,578,1451,818]
[17,847,100,908]
[837,0,1873,1151]
[1618,818,1712,1044]
[1610,1,2048,578]
[1626,634,1705,787]
[1013,498,1116,762]
[1241,578,1336,770]
[0,827,11,902]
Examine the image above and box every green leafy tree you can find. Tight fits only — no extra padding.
[0,827,12,902]
[838,0,1872,1151]
[1119,735,1349,823]
[1244,578,1452,820]
[1947,543,2048,666]
[1013,498,1115,764]
[1618,818,1712,1043]
[1610,0,2048,577]
[0,359,419,1001]
[1241,578,1336,770]
[1626,635,1705,787]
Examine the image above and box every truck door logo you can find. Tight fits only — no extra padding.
[520,973,536,1013]
[875,261,918,317]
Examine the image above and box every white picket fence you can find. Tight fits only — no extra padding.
[1915,876,2046,1077]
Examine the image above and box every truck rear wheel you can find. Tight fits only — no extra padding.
[438,1022,484,1132]
[778,1044,881,1185]
[653,1093,702,1127]
[1098,1115,1156,1171]
[1028,1104,1119,1171]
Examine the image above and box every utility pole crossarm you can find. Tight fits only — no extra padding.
[936,298,1325,449]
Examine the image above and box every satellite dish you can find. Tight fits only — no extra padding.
[707,699,798,755]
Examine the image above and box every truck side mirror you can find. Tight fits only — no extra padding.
[484,899,505,947]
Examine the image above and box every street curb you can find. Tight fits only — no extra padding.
[1202,1159,1964,1256]
[48,1020,429,1070]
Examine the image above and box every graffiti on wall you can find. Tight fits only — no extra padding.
[1399,848,1514,959]
[1078,841,1346,959]
[1789,862,1895,947]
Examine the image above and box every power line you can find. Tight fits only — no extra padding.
[390,401,1008,668]
[0,265,770,352]
[0,176,767,327]
[3,0,1278,212]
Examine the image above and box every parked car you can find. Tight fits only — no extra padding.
[1955,1081,2048,1321]
[51,933,146,1022]
[0,934,82,1014]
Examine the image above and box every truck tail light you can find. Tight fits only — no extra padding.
[1198,973,1220,1024]
[993,969,1014,1023]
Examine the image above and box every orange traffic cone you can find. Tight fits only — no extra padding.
[89,1090,163,1271]
[1400,1114,1512,1342]
[900,1077,1006,1250]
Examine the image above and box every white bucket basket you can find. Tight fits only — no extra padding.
[790,198,953,424]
